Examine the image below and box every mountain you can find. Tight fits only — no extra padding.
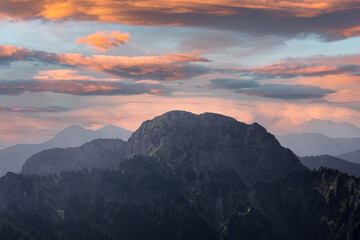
[0,125,132,177]
[22,139,127,176]
[23,111,305,181]
[0,111,359,239]
[337,149,360,164]
[126,111,304,182]
[276,133,360,157]
[95,124,133,140]
[41,125,107,148]
[300,155,360,177]
[297,118,360,138]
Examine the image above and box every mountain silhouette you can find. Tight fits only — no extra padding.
[0,111,359,239]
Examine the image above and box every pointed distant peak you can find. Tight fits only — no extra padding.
[97,124,121,131]
[95,124,133,141]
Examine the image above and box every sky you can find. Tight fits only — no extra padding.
[0,0,360,148]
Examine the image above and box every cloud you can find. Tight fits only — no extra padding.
[33,69,122,81]
[1,0,360,40]
[237,53,360,79]
[209,78,259,89]
[0,45,210,81]
[0,79,172,96]
[238,84,336,100]
[0,106,69,113]
[209,78,336,100]
[77,31,132,52]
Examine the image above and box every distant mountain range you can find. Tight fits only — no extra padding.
[0,125,132,176]
[276,133,360,157]
[0,111,359,239]
[295,118,360,138]
[299,155,360,177]
[337,149,360,165]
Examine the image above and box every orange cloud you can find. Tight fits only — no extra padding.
[54,53,210,80]
[1,0,360,39]
[0,45,32,61]
[238,53,360,80]
[34,0,360,19]
[33,69,122,81]
[77,31,132,52]
[0,45,210,81]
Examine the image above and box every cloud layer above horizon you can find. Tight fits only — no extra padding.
[0,0,360,148]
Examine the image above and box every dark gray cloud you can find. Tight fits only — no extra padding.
[0,79,172,96]
[209,78,336,100]
[103,63,210,81]
[209,78,259,89]
[124,5,360,40]
[238,84,336,100]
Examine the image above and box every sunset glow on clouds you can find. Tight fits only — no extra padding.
[77,31,132,52]
[0,0,360,147]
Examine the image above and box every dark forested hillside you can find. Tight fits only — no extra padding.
[1,157,360,240]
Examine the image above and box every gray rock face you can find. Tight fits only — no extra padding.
[127,111,305,182]
[22,139,126,176]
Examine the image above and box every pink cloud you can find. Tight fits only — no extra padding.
[33,69,122,81]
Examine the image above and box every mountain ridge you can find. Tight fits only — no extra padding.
[0,110,360,239]
[299,155,360,177]
[23,111,305,181]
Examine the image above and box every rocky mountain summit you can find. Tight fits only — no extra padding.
[127,111,304,181]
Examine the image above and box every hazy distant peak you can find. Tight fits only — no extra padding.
[95,124,133,141]
[298,118,360,138]
[97,124,118,130]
